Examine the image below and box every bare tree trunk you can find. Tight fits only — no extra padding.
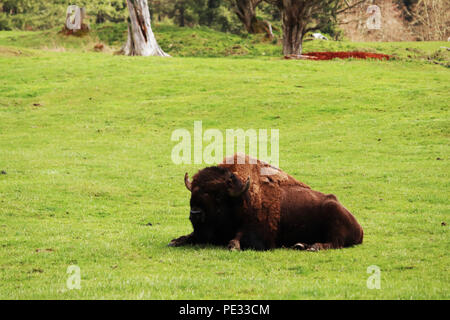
[120,0,169,57]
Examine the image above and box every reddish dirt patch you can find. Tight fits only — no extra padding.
[303,51,390,61]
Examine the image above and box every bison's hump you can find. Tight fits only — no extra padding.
[219,153,309,189]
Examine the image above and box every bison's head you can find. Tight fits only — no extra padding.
[184,166,250,244]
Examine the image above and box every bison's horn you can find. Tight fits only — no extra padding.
[229,176,251,197]
[184,172,192,192]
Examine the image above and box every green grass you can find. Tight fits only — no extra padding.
[0,28,449,299]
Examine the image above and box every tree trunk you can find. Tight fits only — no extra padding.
[278,1,308,56]
[179,6,185,27]
[281,17,304,55]
[120,0,169,57]
[273,0,349,56]
[234,0,262,33]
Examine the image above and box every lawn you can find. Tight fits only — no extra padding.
[0,27,449,299]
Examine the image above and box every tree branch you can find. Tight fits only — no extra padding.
[337,0,367,14]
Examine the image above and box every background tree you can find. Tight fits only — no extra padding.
[94,0,127,24]
[266,0,366,56]
[228,0,277,38]
[0,0,129,30]
[229,0,262,33]
[0,0,61,30]
[404,0,449,41]
[203,0,221,26]
[120,0,169,56]
[165,0,237,32]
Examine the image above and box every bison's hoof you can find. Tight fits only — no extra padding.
[228,240,241,251]
[168,239,182,247]
[306,244,319,252]
[292,243,307,250]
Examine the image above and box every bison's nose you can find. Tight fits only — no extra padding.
[190,209,202,215]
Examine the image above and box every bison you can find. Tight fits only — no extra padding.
[169,154,363,251]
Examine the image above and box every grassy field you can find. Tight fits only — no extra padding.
[0,26,449,299]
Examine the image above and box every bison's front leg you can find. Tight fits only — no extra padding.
[168,232,196,247]
[227,231,244,251]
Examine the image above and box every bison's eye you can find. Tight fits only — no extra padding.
[189,207,206,224]
[190,208,202,215]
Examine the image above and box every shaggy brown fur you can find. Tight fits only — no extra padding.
[169,153,363,251]
[218,153,311,248]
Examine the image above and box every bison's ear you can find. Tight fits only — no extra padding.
[184,173,192,192]
[229,176,251,197]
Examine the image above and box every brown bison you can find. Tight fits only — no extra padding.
[169,154,363,251]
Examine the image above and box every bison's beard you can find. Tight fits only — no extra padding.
[191,217,238,246]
